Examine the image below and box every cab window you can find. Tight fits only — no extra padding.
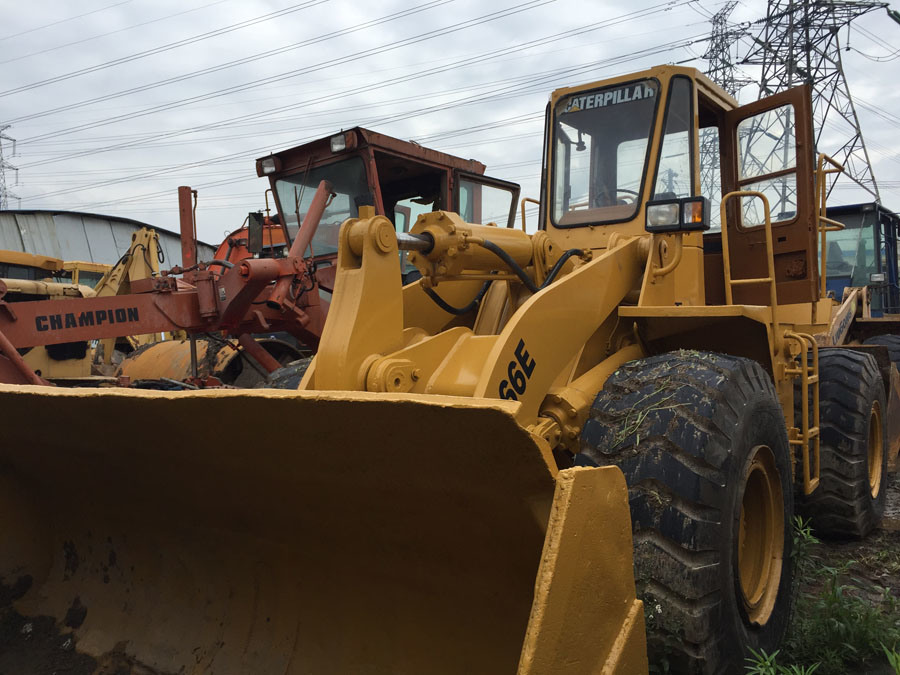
[551,78,659,227]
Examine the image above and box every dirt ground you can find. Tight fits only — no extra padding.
[812,470,900,598]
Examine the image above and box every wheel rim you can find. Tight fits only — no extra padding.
[738,444,785,626]
[868,399,884,498]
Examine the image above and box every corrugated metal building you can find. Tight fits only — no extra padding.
[0,210,214,266]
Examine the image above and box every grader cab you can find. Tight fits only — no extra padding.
[1,66,896,674]
[250,127,521,277]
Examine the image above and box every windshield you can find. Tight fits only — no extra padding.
[274,156,369,256]
[551,79,659,227]
[826,220,877,284]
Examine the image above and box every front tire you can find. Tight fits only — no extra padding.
[577,351,793,674]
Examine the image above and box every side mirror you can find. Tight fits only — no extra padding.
[645,196,710,233]
[247,212,264,255]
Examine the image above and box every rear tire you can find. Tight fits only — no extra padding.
[862,333,900,363]
[577,351,793,674]
[801,348,887,538]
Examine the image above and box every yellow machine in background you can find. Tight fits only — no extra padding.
[0,228,163,382]
[1,66,897,674]
[92,226,165,365]
[63,260,111,288]
[0,251,106,381]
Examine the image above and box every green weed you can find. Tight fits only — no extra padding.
[884,644,900,675]
[791,516,820,577]
[744,648,819,675]
[768,520,900,674]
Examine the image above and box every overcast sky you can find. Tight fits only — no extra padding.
[1,0,898,243]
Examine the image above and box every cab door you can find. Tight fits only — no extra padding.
[453,172,521,228]
[721,85,818,305]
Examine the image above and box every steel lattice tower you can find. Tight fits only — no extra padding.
[741,0,886,202]
[701,2,750,224]
[0,125,19,210]
[703,1,751,97]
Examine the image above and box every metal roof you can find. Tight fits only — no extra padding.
[0,209,214,267]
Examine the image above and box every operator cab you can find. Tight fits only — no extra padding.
[543,66,819,308]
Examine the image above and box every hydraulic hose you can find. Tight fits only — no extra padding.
[540,248,583,289]
[205,259,235,269]
[423,281,491,316]
[420,239,582,314]
[480,239,539,293]
[481,239,583,291]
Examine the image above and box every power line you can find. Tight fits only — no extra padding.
[6,0,466,130]
[8,12,706,126]
[0,0,328,97]
[0,0,135,42]
[16,0,686,170]
[16,13,706,151]
[51,35,703,211]
[18,73,546,151]
[21,23,701,206]
[0,0,233,66]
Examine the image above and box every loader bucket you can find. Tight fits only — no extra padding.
[0,386,646,674]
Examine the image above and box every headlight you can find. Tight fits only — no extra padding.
[646,203,680,230]
[330,134,347,153]
[258,156,279,176]
[645,196,710,233]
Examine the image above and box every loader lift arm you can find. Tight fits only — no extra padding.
[307,208,650,444]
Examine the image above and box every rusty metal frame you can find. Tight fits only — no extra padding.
[0,185,335,382]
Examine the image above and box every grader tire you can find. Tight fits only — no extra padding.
[255,357,312,389]
[577,351,793,674]
[802,348,887,538]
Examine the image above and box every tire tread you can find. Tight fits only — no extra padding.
[579,350,793,674]
[801,348,885,538]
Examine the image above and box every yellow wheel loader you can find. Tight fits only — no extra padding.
[1,65,897,674]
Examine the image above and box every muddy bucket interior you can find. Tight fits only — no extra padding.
[0,386,644,674]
